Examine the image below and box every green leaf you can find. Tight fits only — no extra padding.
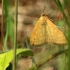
[0,49,34,70]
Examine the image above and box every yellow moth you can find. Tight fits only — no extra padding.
[30,13,67,45]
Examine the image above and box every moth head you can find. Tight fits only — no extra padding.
[41,13,46,16]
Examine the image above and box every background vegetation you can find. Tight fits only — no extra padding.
[0,0,70,70]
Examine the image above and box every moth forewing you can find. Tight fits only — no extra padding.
[45,16,67,44]
[30,16,46,45]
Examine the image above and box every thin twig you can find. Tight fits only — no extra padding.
[37,49,68,69]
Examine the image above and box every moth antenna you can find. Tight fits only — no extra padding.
[43,6,46,13]
[41,6,46,16]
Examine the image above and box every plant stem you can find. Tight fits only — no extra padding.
[2,0,4,47]
[12,0,18,70]
[26,40,37,67]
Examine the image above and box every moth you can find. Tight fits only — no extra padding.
[30,13,67,46]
